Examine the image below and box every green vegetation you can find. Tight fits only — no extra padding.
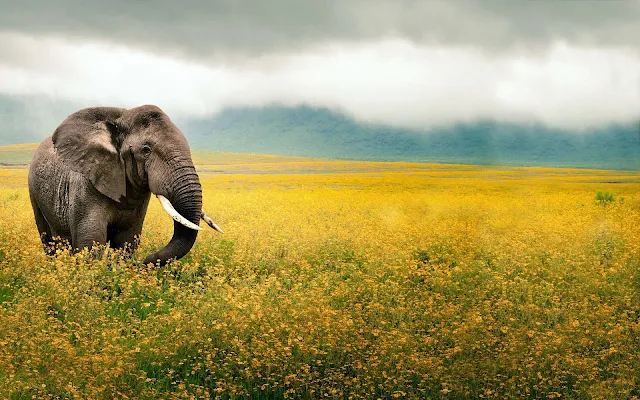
[596,190,616,205]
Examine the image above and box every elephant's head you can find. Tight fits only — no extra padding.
[52,105,220,265]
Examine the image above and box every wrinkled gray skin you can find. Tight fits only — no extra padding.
[28,105,203,265]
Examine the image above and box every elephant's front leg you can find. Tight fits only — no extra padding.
[108,197,149,255]
[71,209,109,256]
[109,223,144,255]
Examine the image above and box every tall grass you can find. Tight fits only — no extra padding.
[0,161,639,398]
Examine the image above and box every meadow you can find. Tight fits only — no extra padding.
[0,145,639,399]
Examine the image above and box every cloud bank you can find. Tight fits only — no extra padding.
[2,0,640,57]
[0,0,639,131]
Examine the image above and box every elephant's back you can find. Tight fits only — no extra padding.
[28,136,57,186]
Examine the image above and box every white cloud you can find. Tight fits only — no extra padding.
[0,32,639,130]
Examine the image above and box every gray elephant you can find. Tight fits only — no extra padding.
[28,105,223,265]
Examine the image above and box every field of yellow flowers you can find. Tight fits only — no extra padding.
[0,149,639,399]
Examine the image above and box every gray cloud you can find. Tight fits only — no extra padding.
[1,0,640,60]
[0,1,639,131]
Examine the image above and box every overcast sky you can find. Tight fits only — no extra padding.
[1,0,640,130]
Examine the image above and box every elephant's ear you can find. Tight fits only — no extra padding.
[52,107,127,202]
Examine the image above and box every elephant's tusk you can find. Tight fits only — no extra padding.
[156,194,202,231]
[201,210,224,234]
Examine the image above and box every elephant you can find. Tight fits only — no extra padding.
[28,105,223,265]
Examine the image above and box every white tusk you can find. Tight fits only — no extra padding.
[201,210,224,234]
[156,194,202,231]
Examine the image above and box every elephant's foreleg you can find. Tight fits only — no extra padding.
[107,197,149,257]
[72,215,108,257]
[109,224,144,255]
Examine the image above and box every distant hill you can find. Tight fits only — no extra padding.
[180,106,640,170]
[1,94,638,170]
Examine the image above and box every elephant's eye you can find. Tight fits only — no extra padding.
[141,144,152,156]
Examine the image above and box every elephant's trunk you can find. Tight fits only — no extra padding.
[143,162,203,266]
